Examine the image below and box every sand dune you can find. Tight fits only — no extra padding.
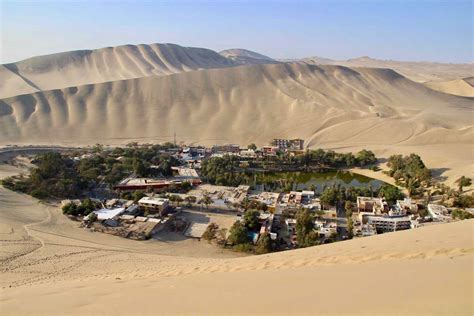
[0,43,236,99]
[300,56,473,84]
[1,62,472,184]
[425,77,474,97]
[0,165,472,315]
[219,48,278,65]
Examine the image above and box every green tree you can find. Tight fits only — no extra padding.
[184,195,197,207]
[346,217,354,239]
[344,200,353,217]
[356,150,377,167]
[201,192,213,208]
[243,210,260,230]
[247,143,257,151]
[378,185,404,204]
[132,158,148,177]
[228,221,249,245]
[455,176,472,192]
[255,232,273,254]
[87,212,98,223]
[295,209,315,247]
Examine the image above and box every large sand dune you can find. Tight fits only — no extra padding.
[0,43,236,99]
[300,56,473,83]
[0,163,472,315]
[425,77,474,97]
[1,62,472,184]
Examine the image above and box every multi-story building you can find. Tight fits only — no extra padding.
[138,197,170,214]
[366,215,412,233]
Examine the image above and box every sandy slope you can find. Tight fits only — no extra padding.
[0,43,236,99]
[300,56,473,83]
[1,62,472,185]
[0,164,472,315]
[220,48,278,65]
[425,77,474,97]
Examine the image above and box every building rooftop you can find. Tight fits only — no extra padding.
[138,197,169,206]
[87,207,125,221]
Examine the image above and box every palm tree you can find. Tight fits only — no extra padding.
[406,178,419,197]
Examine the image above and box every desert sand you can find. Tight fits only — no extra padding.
[425,77,474,97]
[0,163,472,315]
[0,43,236,99]
[1,60,472,186]
[300,56,474,83]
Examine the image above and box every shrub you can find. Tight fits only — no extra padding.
[202,223,219,241]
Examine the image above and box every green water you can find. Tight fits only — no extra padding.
[251,170,385,193]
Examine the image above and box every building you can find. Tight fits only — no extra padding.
[138,197,170,213]
[427,204,450,221]
[261,146,279,156]
[314,220,337,238]
[250,192,281,213]
[113,177,201,192]
[212,144,240,154]
[272,138,304,150]
[84,207,125,221]
[396,198,418,214]
[357,196,388,220]
[366,215,411,233]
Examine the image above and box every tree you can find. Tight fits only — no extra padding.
[132,158,148,177]
[346,217,354,239]
[133,191,146,203]
[184,195,197,207]
[201,192,212,208]
[87,212,98,223]
[243,210,260,230]
[344,200,353,217]
[295,209,315,247]
[356,150,377,167]
[227,221,249,245]
[378,185,404,204]
[247,143,257,151]
[455,176,472,192]
[202,223,219,241]
[255,232,272,254]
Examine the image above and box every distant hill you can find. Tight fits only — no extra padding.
[299,55,473,84]
[219,48,278,65]
[425,77,474,97]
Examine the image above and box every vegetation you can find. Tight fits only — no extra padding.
[378,184,404,204]
[2,143,183,200]
[202,223,219,241]
[387,154,430,197]
[3,153,86,199]
[200,148,378,187]
[227,221,249,245]
[451,209,474,220]
[318,184,396,208]
[62,198,100,216]
[243,210,260,231]
[295,209,318,247]
[452,194,474,208]
[255,232,273,254]
[455,176,472,192]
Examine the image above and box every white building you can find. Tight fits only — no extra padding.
[396,198,418,214]
[427,204,450,221]
[366,215,411,233]
[138,197,170,213]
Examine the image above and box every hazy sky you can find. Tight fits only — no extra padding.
[1,0,472,64]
